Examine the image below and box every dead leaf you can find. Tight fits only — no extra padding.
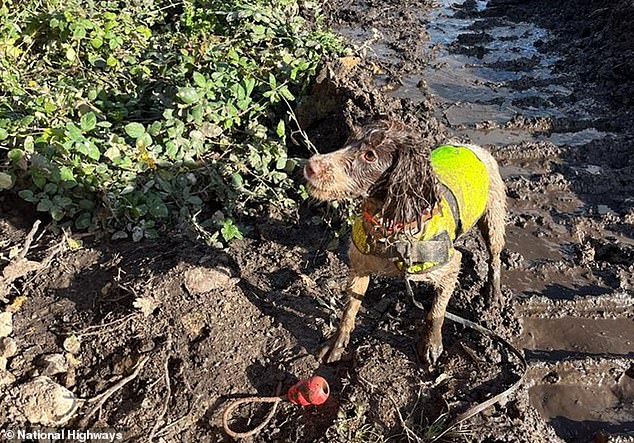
[7,295,27,313]
[63,335,81,354]
[2,259,41,281]
[133,297,159,317]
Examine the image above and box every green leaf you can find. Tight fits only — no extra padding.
[50,206,64,221]
[193,72,207,88]
[177,87,199,104]
[125,122,145,139]
[44,182,58,194]
[18,189,35,202]
[8,149,23,162]
[73,26,86,39]
[104,146,121,160]
[37,198,53,212]
[276,119,285,138]
[187,196,203,205]
[244,77,256,96]
[60,166,75,182]
[148,121,162,136]
[275,156,288,170]
[79,199,95,210]
[136,133,153,149]
[66,122,83,141]
[0,128,8,140]
[24,135,35,151]
[79,141,100,160]
[279,86,295,101]
[148,199,168,218]
[80,112,97,132]
[66,46,77,61]
[54,195,73,207]
[268,73,277,88]
[221,219,243,241]
[44,100,57,114]
[0,172,13,190]
[91,37,103,48]
[231,172,244,188]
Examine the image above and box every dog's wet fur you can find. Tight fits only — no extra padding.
[304,120,506,366]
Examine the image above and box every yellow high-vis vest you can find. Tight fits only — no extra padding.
[352,144,490,273]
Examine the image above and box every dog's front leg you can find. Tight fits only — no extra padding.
[318,273,369,363]
[417,250,462,367]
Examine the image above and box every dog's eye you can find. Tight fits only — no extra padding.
[363,150,377,162]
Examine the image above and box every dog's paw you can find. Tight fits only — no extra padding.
[317,331,350,363]
[417,335,443,368]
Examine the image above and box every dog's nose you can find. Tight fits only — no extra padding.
[304,159,321,180]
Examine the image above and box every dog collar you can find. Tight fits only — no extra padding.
[361,207,434,235]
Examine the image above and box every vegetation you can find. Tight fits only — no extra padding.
[0,0,344,241]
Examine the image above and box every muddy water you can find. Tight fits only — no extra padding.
[417,0,634,441]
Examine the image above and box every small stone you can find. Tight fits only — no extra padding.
[63,366,76,389]
[0,311,13,337]
[13,376,78,425]
[37,354,69,376]
[0,337,17,358]
[181,311,206,336]
[0,368,16,386]
[184,266,238,294]
[63,335,81,354]
[0,357,7,370]
[597,204,611,215]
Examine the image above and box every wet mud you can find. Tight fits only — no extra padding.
[1,0,633,442]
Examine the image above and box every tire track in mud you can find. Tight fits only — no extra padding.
[416,1,634,441]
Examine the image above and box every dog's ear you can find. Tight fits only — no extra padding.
[377,135,440,230]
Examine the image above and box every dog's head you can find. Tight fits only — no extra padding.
[304,120,440,229]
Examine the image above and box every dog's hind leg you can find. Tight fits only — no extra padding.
[416,250,462,367]
[477,156,506,307]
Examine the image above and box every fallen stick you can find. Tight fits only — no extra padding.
[17,220,41,261]
[78,355,150,428]
[148,355,172,442]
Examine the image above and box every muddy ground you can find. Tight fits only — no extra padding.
[1,0,633,442]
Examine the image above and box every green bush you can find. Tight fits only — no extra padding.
[0,0,344,241]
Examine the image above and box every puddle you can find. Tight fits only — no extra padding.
[422,0,614,147]
[504,267,612,300]
[526,360,634,439]
[529,384,634,438]
[518,317,634,356]
[384,75,428,104]
[505,224,564,262]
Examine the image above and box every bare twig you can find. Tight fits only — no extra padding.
[153,413,190,439]
[78,355,150,427]
[72,313,140,338]
[17,220,41,261]
[149,355,172,442]
[387,394,423,443]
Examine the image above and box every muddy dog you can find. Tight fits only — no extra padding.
[304,120,506,366]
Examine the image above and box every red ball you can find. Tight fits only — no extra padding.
[287,376,330,406]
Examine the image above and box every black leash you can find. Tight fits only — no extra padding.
[404,278,527,440]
